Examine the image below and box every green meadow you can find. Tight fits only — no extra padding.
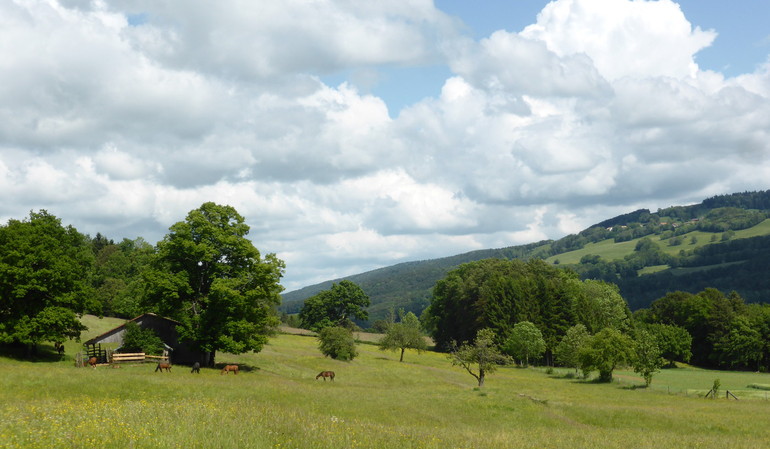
[546,219,770,266]
[1,316,769,449]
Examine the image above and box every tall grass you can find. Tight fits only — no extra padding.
[1,332,769,449]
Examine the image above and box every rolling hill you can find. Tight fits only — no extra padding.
[281,190,770,322]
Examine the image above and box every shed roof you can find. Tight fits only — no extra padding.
[84,313,182,345]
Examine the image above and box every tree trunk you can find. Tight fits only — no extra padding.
[478,368,485,387]
[399,348,405,362]
[205,350,216,367]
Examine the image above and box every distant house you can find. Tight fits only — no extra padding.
[84,313,207,365]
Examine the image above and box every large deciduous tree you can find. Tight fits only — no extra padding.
[299,280,370,331]
[0,211,96,355]
[144,202,285,366]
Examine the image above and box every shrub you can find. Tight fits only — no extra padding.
[119,322,164,355]
[318,326,357,361]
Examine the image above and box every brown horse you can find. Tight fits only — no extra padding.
[220,365,239,375]
[155,362,172,373]
[87,356,98,368]
[316,371,335,381]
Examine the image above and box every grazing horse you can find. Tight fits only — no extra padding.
[87,356,98,368]
[191,362,201,374]
[155,362,172,373]
[316,371,335,381]
[220,365,239,375]
[54,342,65,356]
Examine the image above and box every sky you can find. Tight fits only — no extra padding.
[1,0,769,293]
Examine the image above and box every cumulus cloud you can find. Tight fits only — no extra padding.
[1,0,768,291]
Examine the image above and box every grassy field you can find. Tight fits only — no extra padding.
[1,317,769,449]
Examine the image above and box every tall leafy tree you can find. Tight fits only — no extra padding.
[574,280,631,334]
[0,211,96,355]
[631,330,663,387]
[299,280,370,331]
[554,323,590,374]
[379,311,427,362]
[144,202,285,366]
[644,323,691,366]
[449,328,510,387]
[503,321,546,367]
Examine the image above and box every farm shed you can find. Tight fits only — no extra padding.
[84,313,208,365]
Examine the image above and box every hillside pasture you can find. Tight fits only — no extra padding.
[2,328,769,449]
[547,219,770,266]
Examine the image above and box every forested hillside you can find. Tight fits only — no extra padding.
[281,190,770,322]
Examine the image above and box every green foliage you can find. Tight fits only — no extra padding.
[317,326,357,360]
[574,280,631,334]
[119,322,164,355]
[299,280,370,331]
[449,328,511,387]
[631,330,663,386]
[379,311,427,362]
[638,288,770,370]
[503,321,546,366]
[554,324,590,373]
[711,378,721,398]
[644,323,692,365]
[143,202,285,364]
[425,258,578,352]
[579,328,634,382]
[0,211,95,354]
[92,238,155,318]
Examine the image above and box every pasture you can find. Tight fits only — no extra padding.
[1,320,769,448]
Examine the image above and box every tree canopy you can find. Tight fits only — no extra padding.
[144,202,285,365]
[503,321,546,366]
[299,280,370,331]
[578,328,634,382]
[0,211,96,355]
[379,311,427,362]
[449,328,510,387]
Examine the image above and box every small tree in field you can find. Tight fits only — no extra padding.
[379,311,427,362]
[318,326,358,361]
[632,330,663,387]
[579,328,634,382]
[449,328,511,387]
[554,324,590,375]
[503,321,546,367]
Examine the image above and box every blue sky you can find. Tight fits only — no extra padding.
[1,0,769,291]
[359,0,770,114]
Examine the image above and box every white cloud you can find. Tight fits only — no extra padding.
[1,0,768,292]
[521,0,716,81]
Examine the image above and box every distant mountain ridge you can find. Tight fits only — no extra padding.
[280,190,770,323]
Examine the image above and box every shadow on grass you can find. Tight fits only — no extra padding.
[0,343,68,363]
[621,384,649,390]
[214,362,261,373]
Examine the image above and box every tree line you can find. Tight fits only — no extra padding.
[0,203,284,365]
[421,258,770,385]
